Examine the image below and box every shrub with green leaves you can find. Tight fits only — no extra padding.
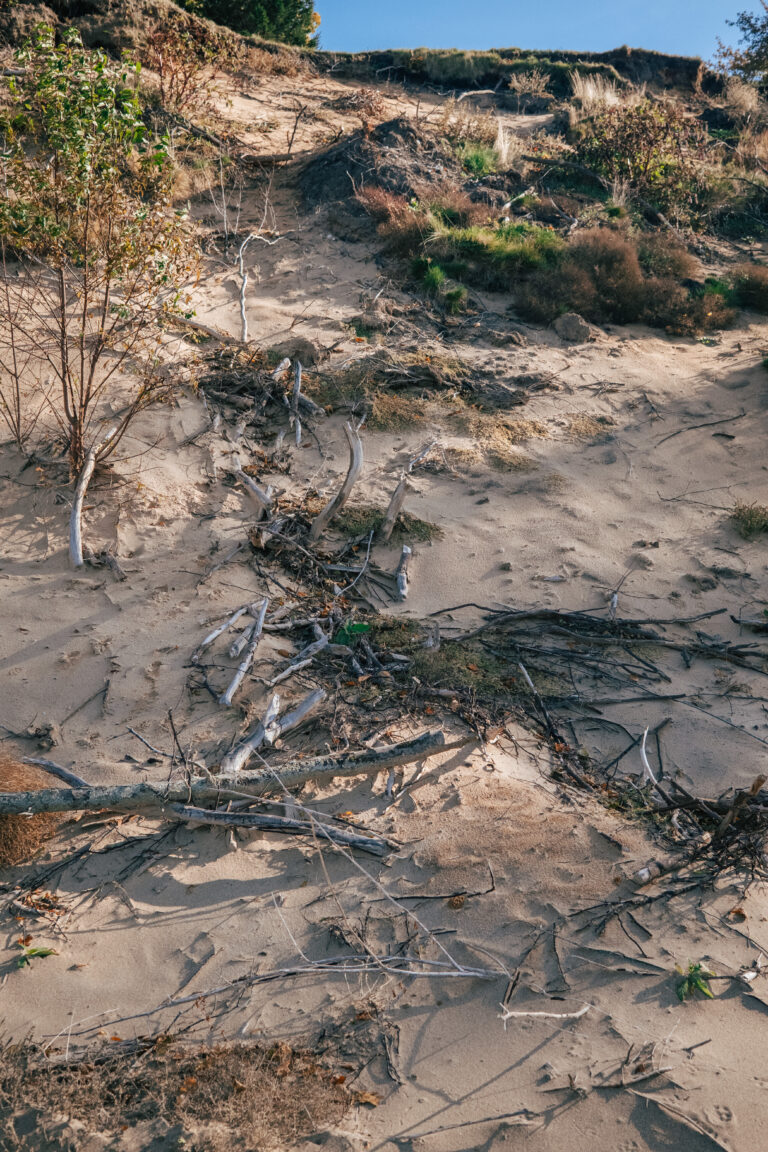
[186,0,319,45]
[0,26,195,471]
[576,101,709,217]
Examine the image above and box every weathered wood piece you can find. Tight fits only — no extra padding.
[219,598,269,707]
[235,469,273,517]
[395,545,412,600]
[0,730,459,815]
[170,804,393,855]
[22,758,90,789]
[380,476,409,543]
[308,422,363,542]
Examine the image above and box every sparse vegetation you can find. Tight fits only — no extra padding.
[732,263,768,311]
[732,499,768,538]
[335,503,441,543]
[143,11,238,115]
[0,1036,348,1150]
[0,26,195,470]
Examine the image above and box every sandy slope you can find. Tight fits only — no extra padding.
[2,66,768,1152]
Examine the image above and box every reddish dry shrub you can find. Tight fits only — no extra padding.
[517,227,645,324]
[733,263,768,312]
[0,757,58,868]
[637,232,698,280]
[410,177,490,228]
[568,229,646,322]
[355,186,427,253]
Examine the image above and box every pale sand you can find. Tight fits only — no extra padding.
[1,67,768,1152]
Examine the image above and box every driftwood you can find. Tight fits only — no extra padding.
[235,469,273,517]
[395,545,412,600]
[292,360,302,447]
[0,730,461,816]
[170,804,393,855]
[219,687,330,774]
[219,598,269,707]
[22,758,90,789]
[192,605,249,662]
[380,476,410,542]
[69,426,117,568]
[307,422,363,542]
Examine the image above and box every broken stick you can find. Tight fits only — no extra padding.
[395,545,412,600]
[380,476,410,543]
[219,598,269,707]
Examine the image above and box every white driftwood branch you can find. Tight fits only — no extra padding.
[307,422,363,543]
[235,469,273,518]
[395,545,412,600]
[237,233,255,342]
[193,606,249,662]
[271,356,291,379]
[69,426,117,568]
[380,476,410,542]
[22,758,90,789]
[219,598,269,707]
[0,730,460,815]
[264,687,326,747]
[220,693,282,773]
[499,1003,590,1025]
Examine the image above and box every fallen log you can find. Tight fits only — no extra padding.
[0,730,464,816]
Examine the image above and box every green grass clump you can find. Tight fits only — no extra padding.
[413,258,447,295]
[457,142,498,177]
[430,221,565,290]
[732,500,768,539]
[444,286,468,314]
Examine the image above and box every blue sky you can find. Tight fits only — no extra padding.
[316,1,756,61]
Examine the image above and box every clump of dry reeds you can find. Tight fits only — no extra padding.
[0,756,59,868]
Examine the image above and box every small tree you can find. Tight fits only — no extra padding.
[0,25,195,473]
[187,0,320,46]
[717,3,768,88]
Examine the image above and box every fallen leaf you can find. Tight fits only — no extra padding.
[354,1091,381,1107]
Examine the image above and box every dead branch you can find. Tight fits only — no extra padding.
[170,804,394,855]
[380,476,410,542]
[307,422,363,542]
[0,730,462,815]
[219,598,269,707]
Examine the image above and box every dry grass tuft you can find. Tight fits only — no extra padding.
[435,97,498,147]
[567,413,616,440]
[368,391,426,431]
[732,500,768,539]
[0,1036,348,1151]
[0,757,59,868]
[486,446,537,472]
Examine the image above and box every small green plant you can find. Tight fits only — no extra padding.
[414,260,446,295]
[16,937,57,969]
[732,499,768,538]
[675,961,715,1001]
[457,142,498,177]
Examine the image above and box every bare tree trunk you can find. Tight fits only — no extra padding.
[69,425,117,568]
